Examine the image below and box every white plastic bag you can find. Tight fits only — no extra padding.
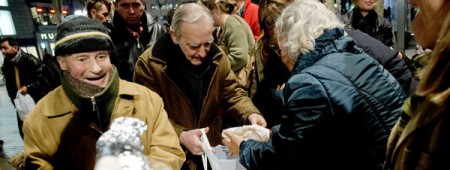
[201,128,221,170]
[201,129,247,170]
[14,92,35,121]
[214,145,246,170]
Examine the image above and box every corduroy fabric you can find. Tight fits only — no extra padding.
[55,16,113,56]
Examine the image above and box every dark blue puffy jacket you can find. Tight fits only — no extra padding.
[239,28,406,170]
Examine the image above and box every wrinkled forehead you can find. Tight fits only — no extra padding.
[115,0,144,4]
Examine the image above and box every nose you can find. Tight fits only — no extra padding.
[197,45,208,58]
[129,7,135,14]
[88,59,102,74]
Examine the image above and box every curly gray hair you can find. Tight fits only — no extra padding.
[275,0,344,63]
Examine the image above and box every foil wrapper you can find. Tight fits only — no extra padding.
[96,117,150,170]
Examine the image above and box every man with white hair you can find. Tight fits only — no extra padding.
[134,3,266,169]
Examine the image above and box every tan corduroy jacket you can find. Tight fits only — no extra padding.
[23,80,185,170]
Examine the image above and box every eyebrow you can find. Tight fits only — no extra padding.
[188,37,214,47]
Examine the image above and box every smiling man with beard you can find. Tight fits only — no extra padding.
[22,16,185,170]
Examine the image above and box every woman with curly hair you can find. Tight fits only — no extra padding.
[222,0,405,169]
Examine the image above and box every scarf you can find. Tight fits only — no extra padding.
[61,66,120,131]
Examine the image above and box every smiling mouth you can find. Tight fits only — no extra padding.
[87,76,104,81]
[85,75,106,84]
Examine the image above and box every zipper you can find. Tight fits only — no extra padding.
[91,96,103,131]
[89,123,103,135]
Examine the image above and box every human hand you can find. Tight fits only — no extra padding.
[222,125,270,142]
[276,83,285,91]
[180,127,208,155]
[248,113,267,127]
[222,130,243,156]
[19,86,28,94]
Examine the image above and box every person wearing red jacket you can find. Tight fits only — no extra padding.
[236,0,260,40]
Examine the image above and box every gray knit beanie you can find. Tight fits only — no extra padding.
[55,15,113,56]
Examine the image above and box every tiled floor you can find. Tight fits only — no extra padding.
[0,84,23,170]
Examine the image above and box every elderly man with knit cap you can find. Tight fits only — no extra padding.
[22,16,185,170]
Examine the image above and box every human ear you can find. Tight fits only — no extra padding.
[57,56,67,70]
[170,29,179,44]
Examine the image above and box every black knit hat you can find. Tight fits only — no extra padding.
[55,15,113,56]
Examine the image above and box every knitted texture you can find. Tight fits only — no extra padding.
[55,15,113,56]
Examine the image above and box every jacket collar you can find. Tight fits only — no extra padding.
[290,27,356,76]
[45,80,141,117]
[10,50,24,63]
[46,69,141,117]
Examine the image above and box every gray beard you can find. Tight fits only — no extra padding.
[62,71,105,96]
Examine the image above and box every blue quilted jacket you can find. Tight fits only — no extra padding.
[239,28,406,170]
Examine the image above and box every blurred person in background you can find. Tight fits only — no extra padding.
[250,0,291,127]
[199,0,255,77]
[40,49,61,94]
[86,0,112,26]
[343,0,395,48]
[235,0,261,40]
[1,37,43,139]
[110,0,166,81]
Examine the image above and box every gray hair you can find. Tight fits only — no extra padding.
[170,3,214,38]
[275,0,344,62]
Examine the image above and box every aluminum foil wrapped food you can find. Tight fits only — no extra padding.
[95,117,150,170]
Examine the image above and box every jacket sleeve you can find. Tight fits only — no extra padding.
[23,109,54,170]
[239,73,332,169]
[26,54,44,95]
[148,22,167,48]
[379,17,395,48]
[220,54,261,125]
[144,90,186,170]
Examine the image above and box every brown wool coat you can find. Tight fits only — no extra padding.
[134,44,260,147]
